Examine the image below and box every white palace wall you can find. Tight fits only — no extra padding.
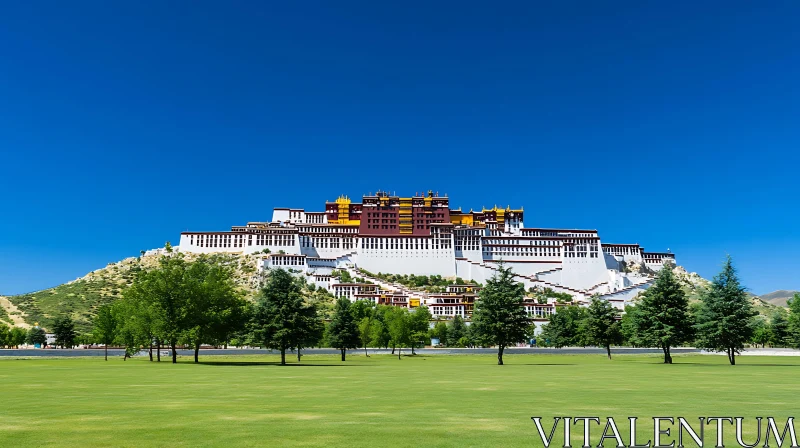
[358,245,456,277]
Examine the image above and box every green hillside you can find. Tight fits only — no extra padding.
[3,254,782,334]
[5,252,264,334]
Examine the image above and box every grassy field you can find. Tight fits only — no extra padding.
[0,353,798,447]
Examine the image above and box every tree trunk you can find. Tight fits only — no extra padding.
[341,349,346,362]
[149,344,153,362]
[606,345,612,360]
[497,345,504,365]
[728,348,736,365]
[297,348,301,362]
[194,343,200,363]
[391,344,395,355]
[398,346,401,360]
[364,345,369,357]
[104,344,108,361]
[171,343,177,364]
[156,340,161,362]
[280,348,286,365]
[663,345,672,364]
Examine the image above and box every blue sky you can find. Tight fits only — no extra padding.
[1,1,798,295]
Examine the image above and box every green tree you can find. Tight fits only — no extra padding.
[769,311,790,347]
[92,305,118,361]
[408,306,431,354]
[294,302,324,362]
[52,316,77,349]
[355,301,378,356]
[471,264,529,365]
[448,315,467,346]
[694,256,758,365]
[0,324,9,348]
[584,297,622,359]
[126,250,195,363]
[251,269,320,365]
[372,305,392,349]
[750,317,772,348]
[27,326,47,348]
[182,258,247,363]
[119,283,163,361]
[540,305,586,348]
[327,298,360,361]
[431,321,448,346]
[787,294,800,348]
[633,267,694,363]
[620,305,643,347]
[387,306,411,359]
[10,327,27,348]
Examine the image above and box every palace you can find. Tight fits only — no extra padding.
[177,191,675,323]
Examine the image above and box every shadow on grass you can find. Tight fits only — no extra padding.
[506,363,577,366]
[197,361,372,367]
[672,362,800,367]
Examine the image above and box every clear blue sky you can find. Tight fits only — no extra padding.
[1,1,798,296]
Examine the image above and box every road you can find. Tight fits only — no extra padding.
[0,347,701,357]
[2,347,798,357]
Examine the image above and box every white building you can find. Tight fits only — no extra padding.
[177,191,677,314]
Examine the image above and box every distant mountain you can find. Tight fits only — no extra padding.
[670,266,778,315]
[757,290,799,307]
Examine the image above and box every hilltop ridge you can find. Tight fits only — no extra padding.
[4,251,265,333]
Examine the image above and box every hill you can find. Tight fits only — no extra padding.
[757,290,799,307]
[3,251,264,334]
[1,252,782,333]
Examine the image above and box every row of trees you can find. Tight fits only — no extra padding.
[0,318,78,349]
[543,256,788,365]
[93,247,249,362]
[0,325,32,348]
[90,249,792,367]
[92,248,439,365]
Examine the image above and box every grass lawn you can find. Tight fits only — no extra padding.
[0,353,798,447]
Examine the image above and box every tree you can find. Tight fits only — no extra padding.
[633,267,694,363]
[119,283,163,361]
[9,327,27,348]
[125,250,195,363]
[93,305,118,361]
[358,317,374,356]
[584,297,622,359]
[372,305,392,349]
[694,256,758,365]
[182,258,247,363]
[408,306,432,354]
[787,294,800,349]
[620,305,643,347]
[251,268,321,365]
[471,264,529,365]
[431,321,448,346]
[387,307,411,360]
[750,317,772,348]
[448,315,467,346]
[294,302,324,362]
[540,305,586,348]
[352,300,377,356]
[0,324,9,348]
[327,298,360,361]
[52,316,77,349]
[27,326,47,348]
[769,311,790,347]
